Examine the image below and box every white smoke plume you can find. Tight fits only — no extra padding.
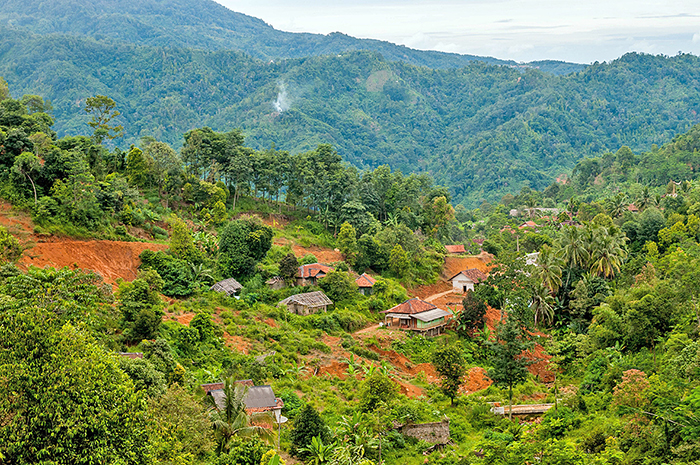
[273,82,291,113]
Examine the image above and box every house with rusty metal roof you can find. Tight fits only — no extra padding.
[278,290,333,315]
[296,263,334,286]
[355,273,376,296]
[210,278,243,296]
[381,297,451,337]
[449,268,488,293]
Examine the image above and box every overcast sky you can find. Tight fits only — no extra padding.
[214,0,700,64]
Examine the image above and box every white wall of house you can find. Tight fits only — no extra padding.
[452,275,475,293]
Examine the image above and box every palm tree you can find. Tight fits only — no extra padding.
[531,283,555,327]
[206,378,274,453]
[606,193,628,218]
[557,226,589,289]
[636,187,652,211]
[588,227,627,278]
[300,436,335,465]
[535,245,563,294]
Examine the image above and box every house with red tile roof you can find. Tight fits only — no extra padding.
[449,268,488,293]
[381,298,451,337]
[296,263,334,286]
[445,244,466,254]
[355,273,376,296]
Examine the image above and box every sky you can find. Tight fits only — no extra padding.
[214,0,700,64]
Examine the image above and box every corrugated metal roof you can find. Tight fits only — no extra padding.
[355,273,376,288]
[449,268,487,283]
[412,308,451,322]
[278,291,333,308]
[210,278,243,295]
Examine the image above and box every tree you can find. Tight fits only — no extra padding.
[0,307,151,464]
[169,218,201,263]
[218,218,273,279]
[143,140,181,207]
[206,378,274,453]
[388,244,409,279]
[84,95,124,144]
[358,372,398,412]
[431,344,466,406]
[148,384,214,464]
[126,146,151,187]
[279,253,299,285]
[457,290,487,337]
[318,270,357,302]
[0,76,9,101]
[487,315,534,419]
[290,404,330,457]
[337,222,358,263]
[11,151,41,205]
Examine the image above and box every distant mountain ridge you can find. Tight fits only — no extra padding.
[0,0,583,74]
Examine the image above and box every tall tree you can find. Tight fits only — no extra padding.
[84,95,124,144]
[487,315,534,419]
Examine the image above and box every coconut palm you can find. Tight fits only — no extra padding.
[556,225,589,289]
[531,283,555,327]
[589,227,627,278]
[206,378,274,453]
[535,245,563,294]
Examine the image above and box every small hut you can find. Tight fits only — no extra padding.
[449,268,487,293]
[278,291,333,315]
[266,276,286,291]
[210,278,243,296]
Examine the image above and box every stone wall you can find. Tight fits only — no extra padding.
[399,420,450,444]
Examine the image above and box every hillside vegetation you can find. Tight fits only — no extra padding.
[1,25,699,206]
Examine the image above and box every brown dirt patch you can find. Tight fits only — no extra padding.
[396,378,423,398]
[411,281,452,300]
[441,253,492,280]
[19,239,168,284]
[462,367,492,393]
[0,200,34,239]
[223,333,251,355]
[318,360,349,379]
[526,342,554,382]
[272,238,343,263]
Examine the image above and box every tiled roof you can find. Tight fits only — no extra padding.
[450,268,488,283]
[519,221,538,229]
[202,381,283,413]
[355,273,376,288]
[445,245,466,254]
[382,297,437,315]
[297,263,334,278]
[278,291,333,308]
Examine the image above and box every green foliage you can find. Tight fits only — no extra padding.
[169,217,201,263]
[432,344,466,405]
[457,290,487,336]
[290,404,330,457]
[0,308,150,464]
[358,372,399,412]
[218,217,273,279]
[319,270,358,303]
[139,250,194,298]
[0,226,21,263]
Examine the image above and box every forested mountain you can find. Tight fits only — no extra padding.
[2,24,698,206]
[0,0,581,72]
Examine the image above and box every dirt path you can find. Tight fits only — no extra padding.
[424,289,455,303]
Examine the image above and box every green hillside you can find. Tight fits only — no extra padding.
[2,26,698,206]
[0,0,534,70]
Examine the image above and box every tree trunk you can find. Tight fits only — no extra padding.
[508,384,513,420]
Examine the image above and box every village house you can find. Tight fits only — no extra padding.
[382,297,451,337]
[201,380,284,423]
[296,263,334,286]
[449,268,487,293]
[278,290,333,315]
[355,273,376,296]
[444,244,466,254]
[210,277,243,296]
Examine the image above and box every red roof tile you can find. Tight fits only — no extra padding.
[355,273,376,288]
[449,268,488,283]
[445,244,466,254]
[519,221,537,229]
[297,263,334,278]
[382,297,437,315]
